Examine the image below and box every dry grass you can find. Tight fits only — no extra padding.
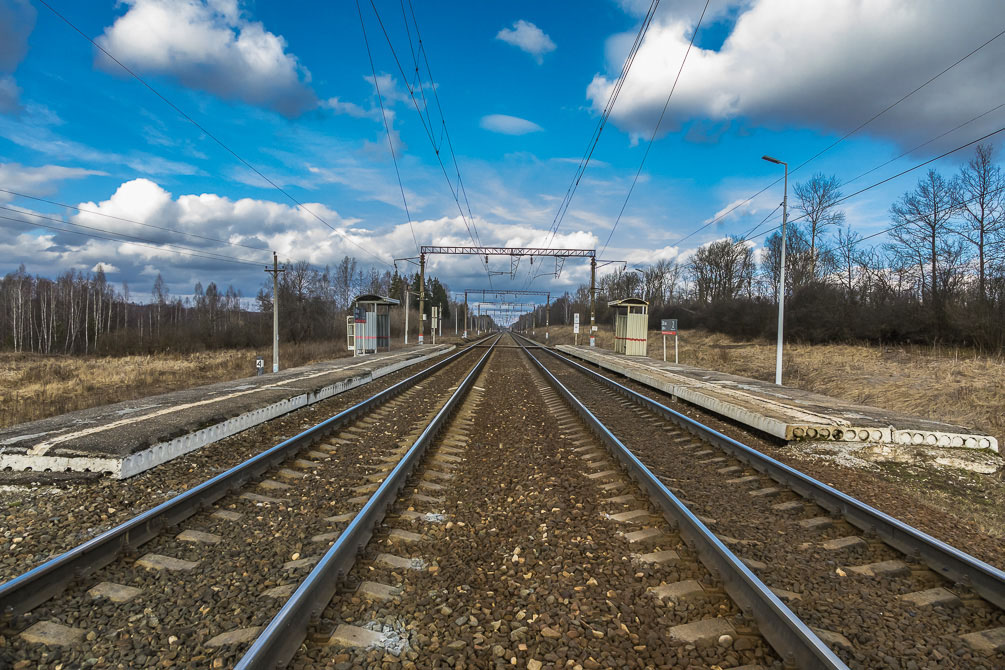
[531,325,1005,443]
[0,340,359,429]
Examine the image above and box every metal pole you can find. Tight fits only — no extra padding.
[264,252,284,373]
[675,333,679,364]
[589,256,597,347]
[776,163,788,385]
[663,334,666,362]
[418,254,426,344]
[546,292,550,342]
[463,291,468,338]
[404,290,409,345]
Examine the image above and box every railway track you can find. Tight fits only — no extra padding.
[2,332,1002,669]
[0,334,500,669]
[515,333,1005,670]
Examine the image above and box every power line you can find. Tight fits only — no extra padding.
[0,213,265,267]
[36,0,392,268]
[599,0,709,257]
[673,25,1005,248]
[745,124,1005,244]
[365,0,488,259]
[356,0,420,255]
[0,205,269,265]
[0,188,271,253]
[544,0,662,248]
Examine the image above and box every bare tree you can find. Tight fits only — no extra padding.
[793,173,845,278]
[688,238,755,304]
[958,144,1005,304]
[888,169,963,332]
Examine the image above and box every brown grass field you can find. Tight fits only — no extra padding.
[530,325,1005,443]
[0,340,375,429]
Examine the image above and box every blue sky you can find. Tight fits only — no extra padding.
[2,0,1004,303]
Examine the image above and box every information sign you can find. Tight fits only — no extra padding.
[573,313,580,334]
[661,319,677,335]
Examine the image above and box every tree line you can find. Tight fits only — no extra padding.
[0,255,459,355]
[526,144,1005,350]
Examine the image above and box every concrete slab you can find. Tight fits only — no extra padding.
[20,620,86,646]
[176,529,222,544]
[557,345,998,452]
[327,624,387,649]
[635,549,680,564]
[960,627,1005,653]
[388,528,425,543]
[88,581,143,603]
[0,345,453,479]
[812,628,854,651]
[206,627,263,647]
[376,553,426,570]
[821,536,866,552]
[358,581,400,601]
[649,579,705,600]
[623,528,667,544]
[846,559,909,578]
[668,618,735,644]
[135,553,199,571]
[899,587,962,608]
[261,584,297,599]
[212,510,243,522]
[798,517,833,531]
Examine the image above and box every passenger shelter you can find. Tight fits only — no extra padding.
[608,297,649,356]
[348,294,399,355]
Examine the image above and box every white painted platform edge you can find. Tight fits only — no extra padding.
[557,345,998,452]
[0,346,453,479]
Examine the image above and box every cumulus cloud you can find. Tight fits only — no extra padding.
[589,0,1005,148]
[97,0,316,117]
[480,114,544,135]
[496,20,556,64]
[0,0,36,113]
[0,163,108,202]
[91,262,120,273]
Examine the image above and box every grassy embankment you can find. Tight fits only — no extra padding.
[528,325,1005,441]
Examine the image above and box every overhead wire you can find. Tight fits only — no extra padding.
[366,0,493,284]
[743,124,1005,245]
[0,188,271,253]
[672,25,1005,248]
[543,0,661,248]
[356,0,420,255]
[36,0,392,268]
[598,0,709,257]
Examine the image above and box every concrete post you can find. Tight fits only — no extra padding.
[418,253,425,345]
[589,256,597,347]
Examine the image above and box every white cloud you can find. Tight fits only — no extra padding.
[0,163,108,202]
[97,0,316,117]
[481,114,544,136]
[496,20,556,64]
[91,262,120,273]
[589,0,1005,148]
[0,0,36,114]
[324,97,372,119]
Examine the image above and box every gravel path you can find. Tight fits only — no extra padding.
[0,347,463,585]
[0,346,483,670]
[533,346,1005,670]
[293,341,780,670]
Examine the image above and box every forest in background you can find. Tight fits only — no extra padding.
[3,144,1003,354]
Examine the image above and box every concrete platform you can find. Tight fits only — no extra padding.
[0,345,453,479]
[556,345,998,452]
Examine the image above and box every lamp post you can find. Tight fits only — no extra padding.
[762,154,788,386]
[632,267,647,301]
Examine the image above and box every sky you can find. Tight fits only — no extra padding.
[2,0,1004,305]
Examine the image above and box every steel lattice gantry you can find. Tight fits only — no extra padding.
[461,289,552,340]
[395,246,604,346]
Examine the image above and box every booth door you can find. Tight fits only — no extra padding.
[377,313,390,350]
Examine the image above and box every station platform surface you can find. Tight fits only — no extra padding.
[0,345,453,479]
[556,345,998,453]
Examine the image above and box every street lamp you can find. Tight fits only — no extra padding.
[632,267,647,301]
[762,155,788,386]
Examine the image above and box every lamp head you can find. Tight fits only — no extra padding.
[761,155,783,165]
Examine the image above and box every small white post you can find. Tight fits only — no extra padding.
[675,334,679,364]
[663,334,666,362]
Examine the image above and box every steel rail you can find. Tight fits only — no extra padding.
[0,337,492,617]
[235,334,502,668]
[518,335,1005,612]
[514,336,848,669]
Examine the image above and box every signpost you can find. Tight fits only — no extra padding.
[660,319,678,364]
[255,356,265,376]
[431,307,439,345]
[573,313,580,346]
